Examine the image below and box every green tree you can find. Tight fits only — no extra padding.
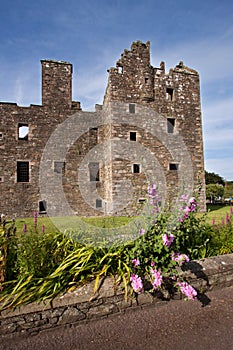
[206,184,224,202]
[205,171,225,186]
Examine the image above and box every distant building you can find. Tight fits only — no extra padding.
[0,41,205,218]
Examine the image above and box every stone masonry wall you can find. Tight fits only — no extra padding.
[0,40,205,218]
[0,254,232,338]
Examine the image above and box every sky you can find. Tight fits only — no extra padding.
[0,0,233,181]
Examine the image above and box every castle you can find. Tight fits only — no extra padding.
[0,41,205,218]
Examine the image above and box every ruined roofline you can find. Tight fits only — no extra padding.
[40,59,72,66]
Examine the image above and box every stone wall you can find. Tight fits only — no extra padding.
[0,254,232,338]
[0,40,205,218]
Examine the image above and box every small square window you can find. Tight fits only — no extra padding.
[133,164,140,173]
[166,88,174,101]
[118,66,123,74]
[96,199,102,208]
[130,132,137,141]
[54,161,65,174]
[17,161,29,182]
[18,123,29,140]
[138,198,146,203]
[0,133,3,141]
[167,118,175,133]
[39,200,47,213]
[129,104,135,113]
[0,176,4,183]
[169,163,179,171]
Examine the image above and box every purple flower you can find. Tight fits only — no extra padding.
[139,228,145,236]
[226,213,229,224]
[42,224,45,233]
[130,274,143,294]
[177,281,197,300]
[150,268,163,289]
[132,258,140,267]
[172,252,189,265]
[151,261,155,267]
[212,218,215,226]
[23,223,27,233]
[180,194,188,202]
[162,233,174,248]
[34,211,38,228]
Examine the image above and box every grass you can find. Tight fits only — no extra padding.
[15,206,232,234]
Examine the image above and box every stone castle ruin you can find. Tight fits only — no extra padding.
[0,41,205,218]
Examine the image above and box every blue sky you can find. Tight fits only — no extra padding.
[0,0,233,180]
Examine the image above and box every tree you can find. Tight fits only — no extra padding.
[205,171,225,186]
[206,184,224,202]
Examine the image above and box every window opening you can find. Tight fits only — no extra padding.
[129,104,135,113]
[169,163,179,171]
[138,198,146,203]
[130,131,137,141]
[0,176,4,183]
[0,133,3,140]
[54,161,65,174]
[118,66,123,74]
[17,161,29,182]
[96,199,102,208]
[145,77,149,83]
[89,162,100,182]
[39,200,47,213]
[166,88,174,101]
[133,164,140,173]
[18,123,29,140]
[167,118,175,133]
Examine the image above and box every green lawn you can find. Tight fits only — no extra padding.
[15,205,232,235]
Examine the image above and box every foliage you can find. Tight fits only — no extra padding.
[224,181,233,199]
[205,170,225,186]
[0,191,232,310]
[206,184,224,201]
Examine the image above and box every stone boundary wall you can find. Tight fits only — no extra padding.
[0,253,233,338]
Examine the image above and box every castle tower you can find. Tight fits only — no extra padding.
[41,60,72,109]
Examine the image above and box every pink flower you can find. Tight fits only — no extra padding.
[42,224,45,233]
[172,252,189,265]
[132,258,140,267]
[212,218,215,226]
[150,268,162,289]
[226,213,229,224]
[139,228,145,236]
[130,274,143,294]
[180,194,188,202]
[162,233,174,248]
[23,223,27,233]
[34,211,38,228]
[177,281,197,300]
[151,261,155,267]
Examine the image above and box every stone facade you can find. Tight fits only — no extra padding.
[0,41,205,218]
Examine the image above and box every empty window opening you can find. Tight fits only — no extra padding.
[0,176,4,183]
[54,161,65,174]
[0,133,3,140]
[96,199,102,208]
[89,127,98,143]
[17,161,29,182]
[167,118,175,133]
[138,198,146,203]
[18,123,29,140]
[89,162,100,182]
[129,104,135,114]
[133,164,140,173]
[169,163,179,171]
[166,88,174,101]
[39,200,47,213]
[130,131,137,141]
[118,66,123,74]
[145,77,149,84]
